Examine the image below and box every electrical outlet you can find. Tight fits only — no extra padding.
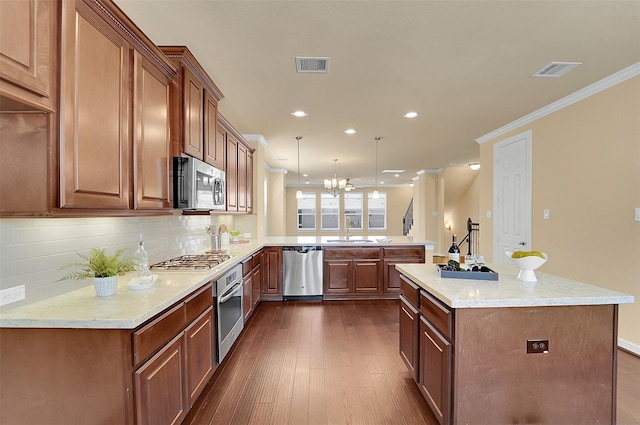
[0,285,26,306]
[543,209,550,220]
[635,208,640,222]
[527,338,549,354]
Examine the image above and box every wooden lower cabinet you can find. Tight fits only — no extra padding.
[243,269,253,321]
[323,247,382,300]
[382,246,425,294]
[135,333,188,425]
[399,295,419,382]
[261,247,283,301]
[419,316,451,425]
[0,283,216,425]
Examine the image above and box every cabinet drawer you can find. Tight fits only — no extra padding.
[420,291,453,340]
[252,251,263,268]
[382,246,425,259]
[400,275,420,308]
[242,258,252,276]
[133,303,186,366]
[324,247,381,260]
[185,283,213,324]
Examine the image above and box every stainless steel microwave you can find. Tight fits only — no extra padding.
[173,156,225,211]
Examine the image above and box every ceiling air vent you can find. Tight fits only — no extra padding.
[532,62,582,78]
[296,57,329,73]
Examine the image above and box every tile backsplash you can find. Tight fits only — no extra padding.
[0,213,240,306]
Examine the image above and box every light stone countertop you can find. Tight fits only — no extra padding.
[396,263,634,308]
[0,236,434,329]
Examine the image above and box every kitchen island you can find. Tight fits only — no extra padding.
[396,263,634,425]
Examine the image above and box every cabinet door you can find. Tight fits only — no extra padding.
[182,66,204,160]
[226,134,238,211]
[384,258,424,294]
[60,0,130,209]
[246,151,253,213]
[353,259,381,294]
[261,247,282,300]
[323,260,352,294]
[203,90,224,169]
[133,50,171,209]
[399,296,419,382]
[243,272,253,321]
[419,317,451,425]
[135,333,188,425]
[252,265,261,309]
[237,142,247,212]
[0,0,55,110]
[185,307,215,407]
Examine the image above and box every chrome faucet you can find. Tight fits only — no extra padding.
[345,216,352,239]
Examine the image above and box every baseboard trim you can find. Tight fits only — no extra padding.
[618,338,640,356]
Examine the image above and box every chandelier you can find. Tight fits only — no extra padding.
[324,159,346,197]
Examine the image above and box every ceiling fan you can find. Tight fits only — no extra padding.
[344,179,361,192]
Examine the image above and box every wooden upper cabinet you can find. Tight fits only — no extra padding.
[219,113,254,214]
[159,46,224,167]
[237,142,248,211]
[0,0,57,111]
[204,90,224,170]
[226,133,239,212]
[58,0,177,212]
[246,150,253,213]
[133,50,172,209]
[182,66,204,160]
[59,0,131,209]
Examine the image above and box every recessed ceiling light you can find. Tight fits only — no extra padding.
[344,129,357,135]
[380,181,385,185]
[303,174,308,177]
[394,174,400,177]
[403,112,418,118]
[291,110,308,117]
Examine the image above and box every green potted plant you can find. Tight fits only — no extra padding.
[58,248,134,297]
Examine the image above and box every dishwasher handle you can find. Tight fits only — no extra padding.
[283,246,322,254]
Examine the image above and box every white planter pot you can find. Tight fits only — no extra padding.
[94,276,118,297]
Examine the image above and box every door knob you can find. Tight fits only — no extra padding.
[518,241,527,246]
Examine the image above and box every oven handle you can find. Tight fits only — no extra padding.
[218,280,243,304]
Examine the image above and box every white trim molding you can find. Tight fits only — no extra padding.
[476,62,640,144]
[243,134,268,147]
[619,338,640,356]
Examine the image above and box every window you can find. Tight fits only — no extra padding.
[297,192,316,230]
[368,192,387,230]
[321,193,340,230]
[344,192,363,230]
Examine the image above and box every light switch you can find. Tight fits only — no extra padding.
[543,209,550,220]
[636,208,640,222]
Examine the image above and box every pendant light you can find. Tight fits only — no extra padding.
[296,136,303,199]
[373,137,381,199]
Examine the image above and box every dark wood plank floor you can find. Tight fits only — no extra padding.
[183,300,640,425]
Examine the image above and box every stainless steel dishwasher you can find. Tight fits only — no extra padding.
[282,246,323,300]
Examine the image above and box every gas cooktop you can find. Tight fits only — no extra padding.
[150,253,231,271]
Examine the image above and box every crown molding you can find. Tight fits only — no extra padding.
[476,62,640,144]
[243,134,268,147]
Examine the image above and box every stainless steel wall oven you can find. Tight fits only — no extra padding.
[215,264,244,362]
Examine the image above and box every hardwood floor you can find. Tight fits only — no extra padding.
[183,300,640,425]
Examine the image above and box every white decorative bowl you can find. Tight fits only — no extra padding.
[505,251,548,282]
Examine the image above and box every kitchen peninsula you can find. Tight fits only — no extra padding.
[0,236,432,425]
[396,262,634,425]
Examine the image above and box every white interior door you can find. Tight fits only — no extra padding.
[493,130,532,263]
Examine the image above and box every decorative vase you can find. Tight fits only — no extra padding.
[94,276,118,297]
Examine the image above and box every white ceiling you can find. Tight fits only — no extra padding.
[116,0,640,191]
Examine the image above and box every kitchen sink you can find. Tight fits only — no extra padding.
[325,239,375,243]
